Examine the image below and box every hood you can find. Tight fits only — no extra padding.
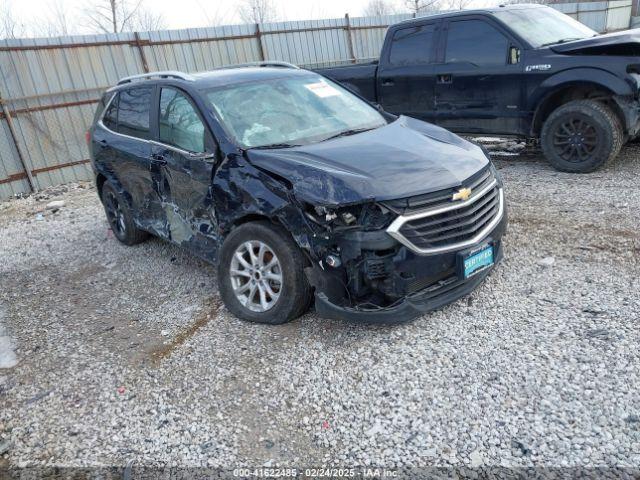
[550,29,640,55]
[246,116,489,206]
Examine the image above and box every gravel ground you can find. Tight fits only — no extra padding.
[0,145,639,475]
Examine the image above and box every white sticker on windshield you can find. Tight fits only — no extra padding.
[305,81,340,98]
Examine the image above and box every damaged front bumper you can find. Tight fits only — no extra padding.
[304,165,507,323]
[312,237,504,324]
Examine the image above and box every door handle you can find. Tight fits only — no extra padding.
[151,153,167,166]
[98,139,108,149]
[381,78,395,87]
[437,74,453,84]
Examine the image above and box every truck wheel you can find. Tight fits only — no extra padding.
[218,221,312,324]
[101,182,148,245]
[541,100,623,173]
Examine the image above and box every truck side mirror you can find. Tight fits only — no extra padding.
[509,46,521,65]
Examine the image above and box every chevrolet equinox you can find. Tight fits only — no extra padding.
[88,63,507,324]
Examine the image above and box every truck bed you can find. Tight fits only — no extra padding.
[315,62,379,102]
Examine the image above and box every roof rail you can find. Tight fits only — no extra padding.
[116,71,194,86]
[216,61,300,70]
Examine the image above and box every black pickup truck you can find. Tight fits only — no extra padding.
[317,4,640,172]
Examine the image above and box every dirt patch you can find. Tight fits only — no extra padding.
[147,297,222,364]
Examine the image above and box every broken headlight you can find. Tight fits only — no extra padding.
[304,202,393,231]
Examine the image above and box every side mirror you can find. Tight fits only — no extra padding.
[509,46,521,65]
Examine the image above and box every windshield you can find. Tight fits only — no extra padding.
[203,74,386,148]
[494,6,597,48]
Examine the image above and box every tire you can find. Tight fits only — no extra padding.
[101,181,149,246]
[218,221,312,324]
[540,99,623,173]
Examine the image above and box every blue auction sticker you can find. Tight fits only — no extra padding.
[463,245,494,278]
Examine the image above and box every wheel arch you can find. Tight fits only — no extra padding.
[95,172,108,200]
[95,170,135,211]
[531,80,626,137]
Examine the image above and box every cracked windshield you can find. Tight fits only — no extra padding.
[204,74,386,148]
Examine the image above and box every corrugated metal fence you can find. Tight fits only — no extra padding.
[555,0,633,31]
[0,3,633,199]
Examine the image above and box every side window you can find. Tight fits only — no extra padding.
[102,93,118,131]
[389,24,436,66]
[117,86,152,140]
[159,88,206,153]
[445,20,509,67]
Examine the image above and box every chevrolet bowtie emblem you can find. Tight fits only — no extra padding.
[452,187,472,201]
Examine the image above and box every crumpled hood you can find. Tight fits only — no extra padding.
[246,116,489,206]
[551,29,640,54]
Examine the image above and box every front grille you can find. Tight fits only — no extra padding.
[386,168,504,255]
[384,167,493,214]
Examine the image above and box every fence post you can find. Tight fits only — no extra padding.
[133,32,150,73]
[344,13,357,64]
[0,95,36,192]
[255,23,267,61]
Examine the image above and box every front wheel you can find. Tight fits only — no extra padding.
[218,221,312,324]
[540,99,623,173]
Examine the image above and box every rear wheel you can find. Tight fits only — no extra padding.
[218,221,312,324]
[541,99,623,173]
[101,182,148,245]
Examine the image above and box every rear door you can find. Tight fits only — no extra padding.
[433,16,524,135]
[96,86,162,229]
[377,20,441,121]
[150,86,218,257]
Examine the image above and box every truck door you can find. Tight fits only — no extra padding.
[150,86,219,259]
[433,17,524,135]
[377,20,440,122]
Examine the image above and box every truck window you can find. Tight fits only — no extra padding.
[389,24,436,66]
[117,86,152,140]
[445,19,509,66]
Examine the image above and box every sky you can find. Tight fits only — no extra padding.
[7,0,492,36]
[11,0,400,33]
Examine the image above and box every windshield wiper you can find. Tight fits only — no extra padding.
[540,37,584,47]
[321,127,376,142]
[251,143,302,150]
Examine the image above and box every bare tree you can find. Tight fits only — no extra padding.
[36,0,72,37]
[131,7,167,31]
[238,0,280,24]
[441,0,474,10]
[197,0,233,26]
[403,0,442,15]
[505,0,551,4]
[83,0,145,33]
[363,0,397,16]
[0,0,26,39]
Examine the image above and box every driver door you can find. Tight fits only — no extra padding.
[151,86,219,259]
[433,17,524,135]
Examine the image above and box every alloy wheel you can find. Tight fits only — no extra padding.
[104,191,126,237]
[229,240,283,312]
[552,117,598,163]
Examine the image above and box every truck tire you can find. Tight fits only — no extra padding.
[541,99,623,173]
[218,221,312,324]
[101,181,149,245]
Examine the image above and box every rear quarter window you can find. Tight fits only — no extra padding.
[102,93,119,131]
[92,93,113,124]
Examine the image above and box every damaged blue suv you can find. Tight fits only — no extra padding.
[88,63,507,324]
